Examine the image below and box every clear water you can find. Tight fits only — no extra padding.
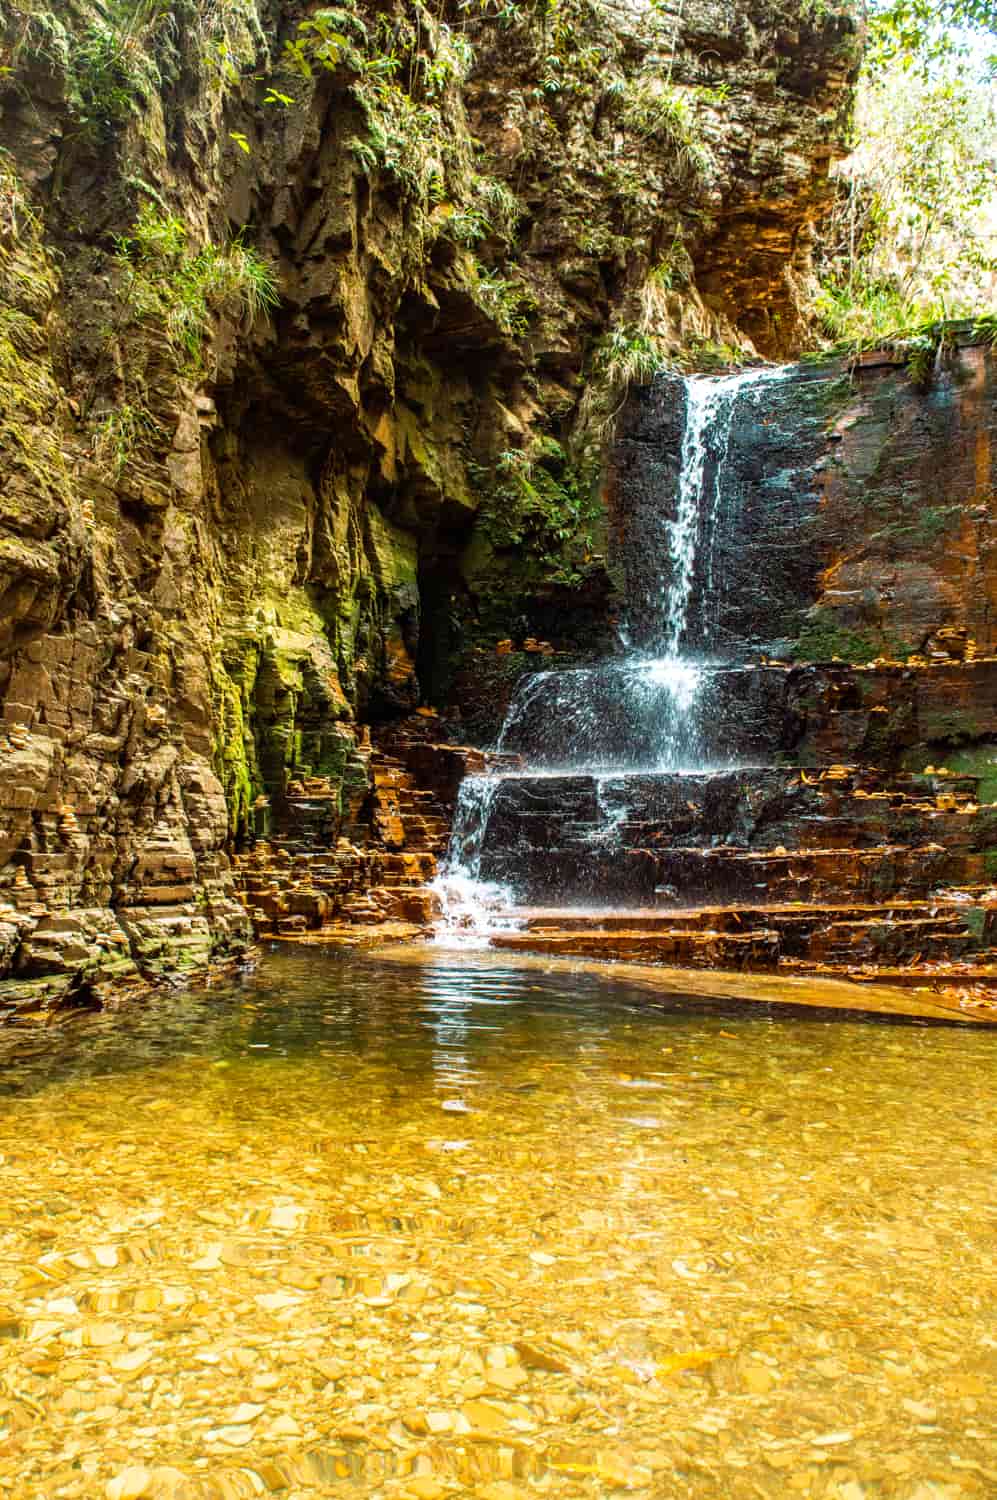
[2,949,994,1497]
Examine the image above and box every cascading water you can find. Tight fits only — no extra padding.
[658,367,790,656]
[585,776,630,848]
[431,776,521,942]
[433,364,789,936]
[494,655,704,771]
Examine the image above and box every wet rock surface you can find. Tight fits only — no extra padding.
[0,0,863,995]
[231,715,495,943]
[485,344,993,997]
[613,338,997,664]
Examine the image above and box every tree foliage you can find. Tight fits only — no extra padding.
[814,0,997,345]
[870,0,997,69]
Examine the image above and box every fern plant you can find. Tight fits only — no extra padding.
[621,80,716,182]
[69,0,171,138]
[592,324,673,388]
[467,264,533,335]
[92,401,162,475]
[473,437,601,583]
[444,174,522,246]
[114,205,279,369]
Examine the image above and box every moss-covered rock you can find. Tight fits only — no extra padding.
[0,0,863,985]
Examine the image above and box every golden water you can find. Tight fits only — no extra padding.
[1,949,995,1499]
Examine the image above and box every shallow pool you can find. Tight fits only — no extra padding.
[0,948,994,1498]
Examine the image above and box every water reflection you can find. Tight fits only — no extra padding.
[0,950,995,1498]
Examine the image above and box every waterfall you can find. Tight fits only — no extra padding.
[433,364,789,935]
[658,366,791,657]
[493,656,703,772]
[431,776,520,943]
[585,776,630,847]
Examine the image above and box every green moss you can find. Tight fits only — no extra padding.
[790,606,915,665]
[0,225,73,512]
[813,373,854,416]
[920,710,983,746]
[860,701,916,761]
[213,660,259,840]
[932,745,997,805]
[877,503,964,554]
[791,620,883,664]
[902,742,997,805]
[962,907,986,941]
[468,437,602,589]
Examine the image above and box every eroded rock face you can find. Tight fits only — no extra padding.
[0,0,861,992]
[612,336,997,664]
[807,341,997,661]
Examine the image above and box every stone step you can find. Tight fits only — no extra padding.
[652,845,975,905]
[491,927,781,970]
[773,811,986,852]
[494,901,994,971]
[478,826,977,904]
[514,900,991,936]
[776,958,997,989]
[807,919,972,965]
[490,916,997,976]
[787,659,997,768]
[369,885,440,924]
[493,662,793,767]
[467,764,993,908]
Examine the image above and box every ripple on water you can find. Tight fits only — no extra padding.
[0,948,995,1498]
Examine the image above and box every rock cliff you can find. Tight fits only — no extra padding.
[0,0,862,996]
[455,334,997,996]
[611,331,997,665]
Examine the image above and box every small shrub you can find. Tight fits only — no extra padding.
[445,174,523,246]
[281,3,475,215]
[281,6,352,77]
[349,77,448,200]
[473,437,601,583]
[114,204,279,370]
[196,0,269,88]
[972,311,997,345]
[69,0,171,139]
[813,278,944,347]
[467,264,533,335]
[621,80,716,181]
[92,401,162,475]
[591,324,673,389]
[810,279,970,389]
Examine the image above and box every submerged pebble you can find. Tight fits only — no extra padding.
[0,949,994,1498]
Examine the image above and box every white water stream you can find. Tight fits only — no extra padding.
[661,366,789,656]
[433,365,788,939]
[432,776,521,942]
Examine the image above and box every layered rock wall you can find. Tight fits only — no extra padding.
[611,334,997,663]
[0,0,862,995]
[606,335,997,835]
